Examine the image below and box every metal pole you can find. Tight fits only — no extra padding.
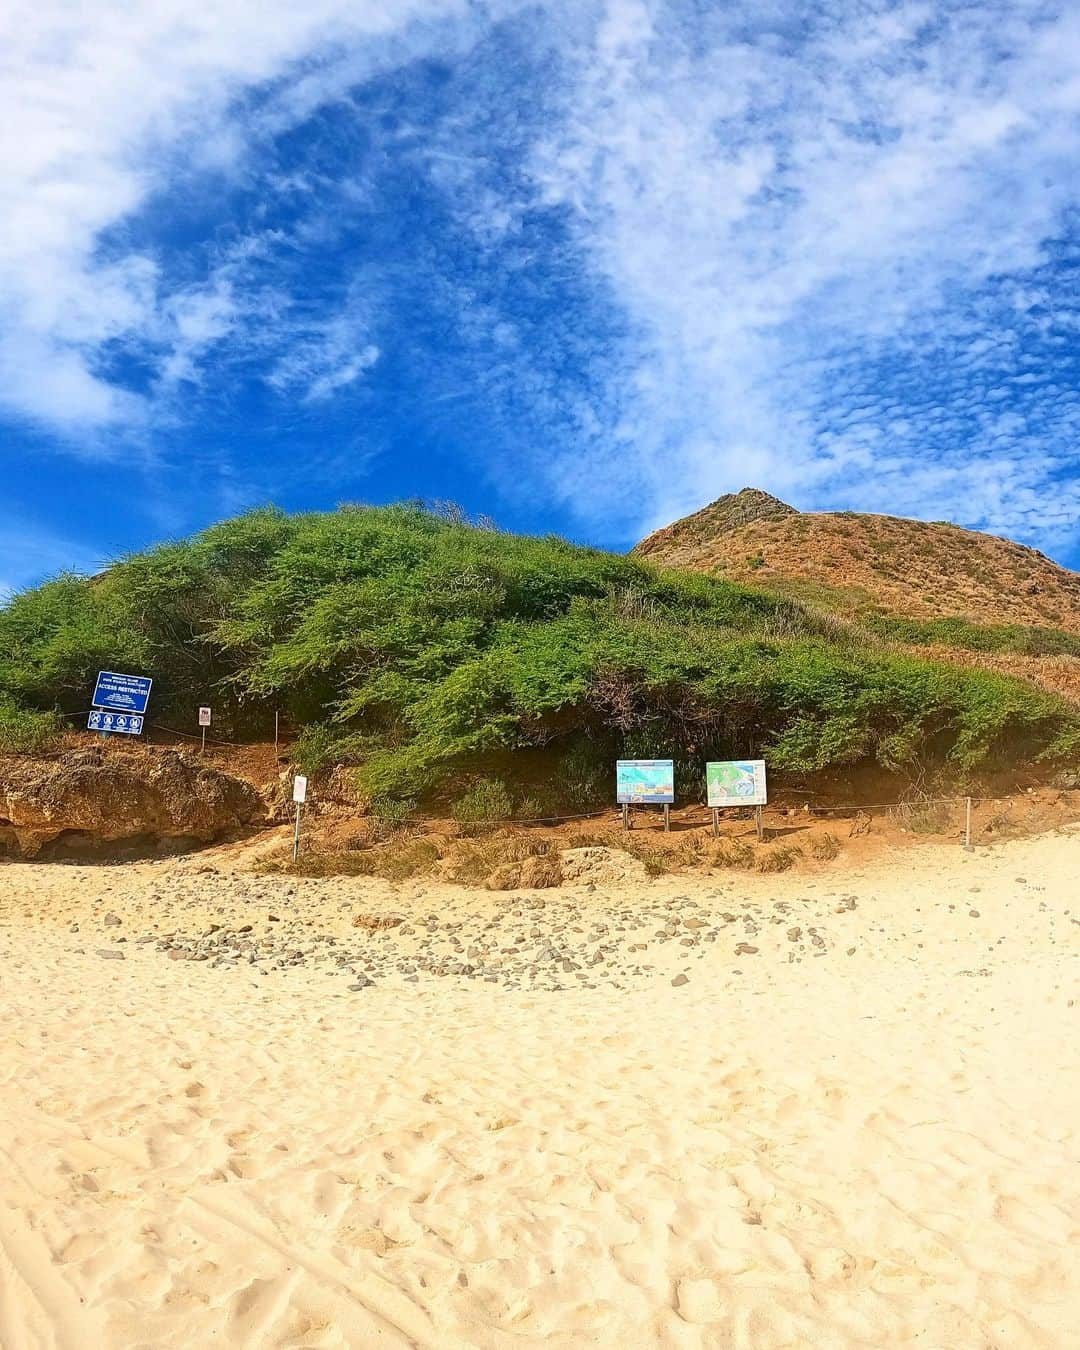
[293,801,302,862]
[621,803,629,832]
[964,797,972,851]
[756,805,764,841]
[201,725,206,755]
[712,807,719,839]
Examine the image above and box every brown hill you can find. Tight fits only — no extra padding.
[635,489,1080,704]
[636,489,1080,632]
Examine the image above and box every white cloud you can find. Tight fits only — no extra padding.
[532,1,1080,544]
[3,0,1080,559]
[0,0,489,435]
[267,317,379,402]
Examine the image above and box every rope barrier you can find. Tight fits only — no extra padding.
[59,705,981,839]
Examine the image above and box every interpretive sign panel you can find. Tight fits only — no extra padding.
[616,759,674,805]
[92,671,152,715]
[706,760,767,808]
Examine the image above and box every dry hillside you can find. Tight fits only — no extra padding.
[635,489,1080,703]
[636,488,1080,632]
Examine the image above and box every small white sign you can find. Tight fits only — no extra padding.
[198,706,212,727]
[292,775,308,804]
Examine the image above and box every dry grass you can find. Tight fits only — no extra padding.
[260,837,441,880]
[756,843,804,873]
[637,499,1080,638]
[890,796,955,836]
[442,834,561,888]
[710,837,756,869]
[807,832,841,861]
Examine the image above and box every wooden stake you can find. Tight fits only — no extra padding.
[663,803,670,833]
[621,803,629,832]
[712,807,719,839]
[756,804,764,841]
[964,796,972,852]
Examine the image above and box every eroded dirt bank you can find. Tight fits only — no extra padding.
[0,746,269,857]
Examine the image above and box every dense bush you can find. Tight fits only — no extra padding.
[0,696,64,754]
[451,778,514,827]
[0,503,1076,794]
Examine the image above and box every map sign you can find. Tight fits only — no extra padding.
[616,759,674,805]
[87,710,144,736]
[706,760,767,808]
[92,671,153,715]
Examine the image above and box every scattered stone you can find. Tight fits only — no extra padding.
[671,973,689,987]
[103,912,121,927]
[97,949,125,960]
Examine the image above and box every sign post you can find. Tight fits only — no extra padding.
[706,760,768,839]
[616,760,675,831]
[198,706,211,754]
[292,775,308,862]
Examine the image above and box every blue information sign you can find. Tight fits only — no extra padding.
[92,671,152,714]
[616,759,675,805]
[88,710,144,735]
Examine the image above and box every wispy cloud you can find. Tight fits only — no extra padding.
[3,0,1080,563]
[531,1,1080,549]
[0,0,495,437]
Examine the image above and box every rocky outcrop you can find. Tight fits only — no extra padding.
[0,748,268,858]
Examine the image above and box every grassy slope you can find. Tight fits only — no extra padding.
[636,504,1080,633]
[0,504,1076,806]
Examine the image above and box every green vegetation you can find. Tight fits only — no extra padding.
[451,777,513,827]
[0,696,64,754]
[864,615,1080,658]
[0,503,1076,799]
[738,576,1080,657]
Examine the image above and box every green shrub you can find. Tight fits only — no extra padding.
[451,778,513,828]
[292,722,368,778]
[0,697,64,754]
[370,795,417,830]
[0,503,1074,804]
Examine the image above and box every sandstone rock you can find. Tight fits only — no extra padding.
[0,748,267,858]
[559,846,648,886]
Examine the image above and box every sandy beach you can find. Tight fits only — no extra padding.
[2,830,1079,1348]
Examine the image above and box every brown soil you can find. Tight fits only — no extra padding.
[259,785,1080,887]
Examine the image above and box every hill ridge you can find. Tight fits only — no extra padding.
[635,490,1080,635]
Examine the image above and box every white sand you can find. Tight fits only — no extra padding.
[1,830,1078,1348]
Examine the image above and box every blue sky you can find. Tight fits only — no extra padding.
[3,0,1080,596]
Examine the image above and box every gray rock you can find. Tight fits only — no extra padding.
[97,949,125,960]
